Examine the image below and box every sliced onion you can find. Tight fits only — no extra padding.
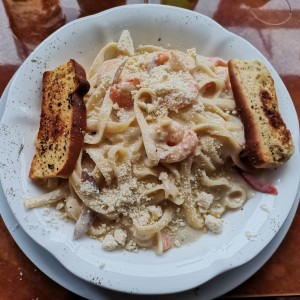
[113,60,127,84]
[81,169,99,189]
[73,204,96,240]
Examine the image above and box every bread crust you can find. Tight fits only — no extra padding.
[228,59,294,168]
[29,59,90,179]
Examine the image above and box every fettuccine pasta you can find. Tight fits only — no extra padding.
[26,30,252,254]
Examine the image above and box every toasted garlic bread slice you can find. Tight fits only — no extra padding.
[29,59,90,179]
[228,59,294,168]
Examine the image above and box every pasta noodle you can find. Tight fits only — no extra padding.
[25,30,253,254]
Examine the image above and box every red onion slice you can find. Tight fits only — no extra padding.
[239,170,278,195]
[73,204,96,240]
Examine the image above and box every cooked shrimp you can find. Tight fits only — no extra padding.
[164,121,185,146]
[109,78,140,108]
[161,232,172,252]
[209,57,228,67]
[159,130,199,163]
[152,120,198,163]
[202,82,217,96]
[148,50,170,70]
[155,52,169,66]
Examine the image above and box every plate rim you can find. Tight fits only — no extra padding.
[0,4,299,295]
[1,75,300,300]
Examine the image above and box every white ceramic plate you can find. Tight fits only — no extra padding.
[0,4,299,295]
[1,77,300,300]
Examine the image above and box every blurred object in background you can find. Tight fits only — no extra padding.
[161,0,198,10]
[0,0,126,95]
[2,0,65,57]
[248,0,292,26]
[77,0,125,18]
[2,0,127,58]
[248,0,270,8]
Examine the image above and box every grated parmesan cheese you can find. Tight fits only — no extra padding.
[114,229,127,246]
[147,205,163,219]
[80,181,99,196]
[125,240,138,252]
[141,66,198,111]
[102,234,118,251]
[205,215,222,233]
[197,192,214,210]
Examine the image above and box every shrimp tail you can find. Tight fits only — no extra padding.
[159,131,198,163]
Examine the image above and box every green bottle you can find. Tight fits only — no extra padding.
[161,0,198,10]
